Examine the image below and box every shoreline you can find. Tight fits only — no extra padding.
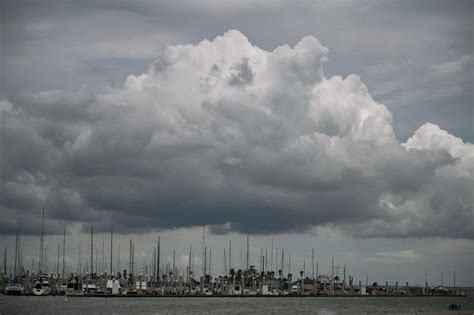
[4,294,468,298]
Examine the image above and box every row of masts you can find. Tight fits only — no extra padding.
[2,234,459,291]
[0,209,459,290]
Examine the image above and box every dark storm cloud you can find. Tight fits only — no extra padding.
[1,31,472,238]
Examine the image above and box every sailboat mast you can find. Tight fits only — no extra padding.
[90,225,93,275]
[101,236,104,274]
[14,225,18,278]
[39,208,44,273]
[188,244,192,284]
[172,250,175,275]
[156,236,160,283]
[202,227,205,275]
[129,239,132,275]
[281,248,284,276]
[229,240,231,272]
[62,229,65,282]
[118,244,120,275]
[204,246,207,276]
[57,242,60,276]
[3,246,6,276]
[276,248,278,274]
[265,248,268,273]
[110,225,113,275]
[271,239,273,273]
[288,252,291,276]
[246,235,249,270]
[224,248,227,276]
[240,243,242,270]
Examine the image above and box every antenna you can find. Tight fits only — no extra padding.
[312,248,315,278]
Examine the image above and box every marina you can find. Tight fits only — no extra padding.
[1,222,468,299]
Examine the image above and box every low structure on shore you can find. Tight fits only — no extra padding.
[0,269,467,297]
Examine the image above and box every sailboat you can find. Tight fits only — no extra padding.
[32,209,51,296]
[5,278,24,295]
[66,272,84,296]
[6,225,24,295]
[32,274,52,296]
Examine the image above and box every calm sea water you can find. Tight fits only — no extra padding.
[0,295,473,314]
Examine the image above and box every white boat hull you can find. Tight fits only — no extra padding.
[33,287,52,296]
[5,286,24,295]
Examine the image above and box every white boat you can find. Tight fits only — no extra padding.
[135,272,148,291]
[107,279,121,295]
[66,275,84,296]
[32,274,52,296]
[203,288,213,295]
[5,282,24,295]
[135,279,147,291]
[83,279,97,294]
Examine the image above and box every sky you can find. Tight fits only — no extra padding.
[0,0,473,285]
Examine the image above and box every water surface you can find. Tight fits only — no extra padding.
[1,295,473,314]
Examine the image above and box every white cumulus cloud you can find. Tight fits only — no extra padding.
[0,30,472,238]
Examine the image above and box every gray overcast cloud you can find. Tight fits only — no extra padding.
[1,24,473,238]
[0,1,472,239]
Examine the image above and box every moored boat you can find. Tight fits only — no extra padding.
[5,282,24,295]
[32,274,52,296]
